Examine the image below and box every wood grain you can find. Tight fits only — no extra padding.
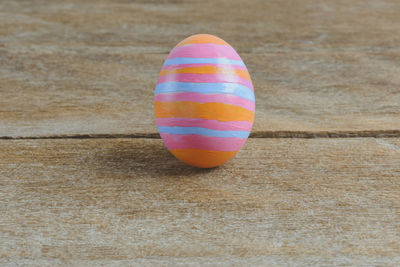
[1,0,400,137]
[1,138,399,266]
[1,1,399,265]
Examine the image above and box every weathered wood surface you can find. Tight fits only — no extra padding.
[0,138,399,266]
[1,0,400,137]
[1,0,400,266]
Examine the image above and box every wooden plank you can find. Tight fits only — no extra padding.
[1,138,399,265]
[1,0,400,137]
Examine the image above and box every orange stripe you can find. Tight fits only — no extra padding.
[170,149,238,168]
[177,34,229,47]
[154,101,254,122]
[159,66,251,81]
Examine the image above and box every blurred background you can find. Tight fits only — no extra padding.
[1,0,399,137]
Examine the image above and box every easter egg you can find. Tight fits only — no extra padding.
[154,34,255,168]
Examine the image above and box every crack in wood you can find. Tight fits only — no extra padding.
[249,130,400,138]
[1,130,399,140]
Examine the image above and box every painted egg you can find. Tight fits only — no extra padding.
[154,34,255,168]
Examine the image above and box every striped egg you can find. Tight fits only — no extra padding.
[154,34,255,168]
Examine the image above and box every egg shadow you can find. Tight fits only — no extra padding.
[94,138,216,178]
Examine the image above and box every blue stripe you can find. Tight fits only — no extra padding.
[155,82,255,102]
[163,57,245,66]
[158,126,250,138]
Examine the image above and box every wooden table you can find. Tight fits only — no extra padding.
[1,0,399,266]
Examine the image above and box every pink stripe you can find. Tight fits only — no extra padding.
[154,92,255,111]
[167,43,241,60]
[160,133,246,151]
[157,73,253,90]
[156,118,253,131]
[161,63,247,71]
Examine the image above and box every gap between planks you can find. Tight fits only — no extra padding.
[1,130,400,140]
